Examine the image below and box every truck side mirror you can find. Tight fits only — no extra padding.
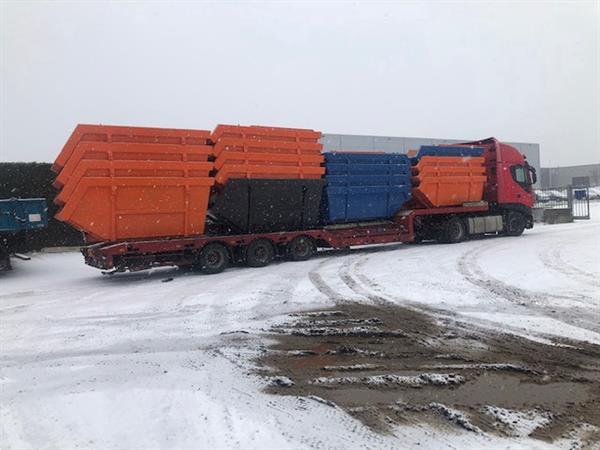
[527,165,537,185]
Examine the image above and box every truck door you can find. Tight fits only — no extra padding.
[510,165,531,192]
[505,163,535,207]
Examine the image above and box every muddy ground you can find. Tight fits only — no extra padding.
[256,303,600,446]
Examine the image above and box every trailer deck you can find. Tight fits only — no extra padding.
[82,203,492,273]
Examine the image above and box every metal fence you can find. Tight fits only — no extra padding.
[534,186,590,220]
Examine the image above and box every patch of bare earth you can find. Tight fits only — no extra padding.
[256,304,600,446]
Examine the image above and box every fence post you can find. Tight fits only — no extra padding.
[584,187,591,219]
[567,185,573,214]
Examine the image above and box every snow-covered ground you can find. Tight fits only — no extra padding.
[1,203,599,449]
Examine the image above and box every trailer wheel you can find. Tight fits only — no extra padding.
[245,239,275,267]
[287,236,316,261]
[504,212,526,236]
[196,243,229,274]
[0,249,11,271]
[441,217,467,243]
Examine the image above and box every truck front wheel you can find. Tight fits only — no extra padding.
[504,212,526,236]
[441,217,467,243]
[196,243,229,274]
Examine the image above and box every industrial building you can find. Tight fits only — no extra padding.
[540,164,600,188]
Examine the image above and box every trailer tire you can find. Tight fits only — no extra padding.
[504,212,526,236]
[196,243,229,274]
[441,217,467,243]
[0,251,11,271]
[287,236,316,261]
[245,239,275,267]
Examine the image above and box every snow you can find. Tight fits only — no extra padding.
[267,376,295,387]
[322,363,383,371]
[311,373,465,387]
[460,312,600,345]
[429,403,481,433]
[481,406,552,437]
[1,202,599,449]
[423,363,537,374]
[352,201,600,345]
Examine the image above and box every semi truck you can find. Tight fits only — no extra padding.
[51,125,536,275]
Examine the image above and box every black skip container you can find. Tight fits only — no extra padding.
[209,179,326,234]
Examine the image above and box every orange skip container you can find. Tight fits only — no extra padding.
[53,124,215,242]
[214,165,325,185]
[411,156,487,207]
[53,124,211,173]
[213,138,323,158]
[54,141,213,189]
[56,177,214,242]
[211,124,321,144]
[210,124,324,185]
[54,160,214,206]
[412,176,487,207]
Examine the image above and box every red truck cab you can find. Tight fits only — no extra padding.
[459,137,536,232]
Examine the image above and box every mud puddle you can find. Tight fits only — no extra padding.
[257,303,600,445]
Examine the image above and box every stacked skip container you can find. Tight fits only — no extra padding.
[52,125,215,242]
[209,125,326,233]
[410,146,487,207]
[321,153,412,223]
[52,124,328,241]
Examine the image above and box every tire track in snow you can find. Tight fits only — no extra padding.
[346,242,600,343]
[457,243,600,333]
[306,241,600,343]
[338,256,395,307]
[308,257,348,303]
[308,245,409,305]
[309,252,399,308]
[457,243,594,305]
[539,245,600,289]
[307,252,396,309]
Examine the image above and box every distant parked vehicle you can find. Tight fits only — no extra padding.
[0,198,48,271]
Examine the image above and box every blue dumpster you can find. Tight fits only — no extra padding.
[0,198,48,234]
[410,145,484,165]
[321,153,412,223]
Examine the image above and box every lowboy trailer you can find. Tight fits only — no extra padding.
[83,201,519,274]
[55,131,535,274]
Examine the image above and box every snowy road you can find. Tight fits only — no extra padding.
[1,204,599,449]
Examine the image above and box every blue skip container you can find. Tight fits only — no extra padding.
[324,153,410,165]
[410,145,485,165]
[326,175,409,187]
[324,185,411,223]
[321,152,412,223]
[326,163,410,176]
[0,198,48,234]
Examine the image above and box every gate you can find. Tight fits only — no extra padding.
[534,186,590,220]
[571,186,590,219]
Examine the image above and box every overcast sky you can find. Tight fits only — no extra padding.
[1,1,598,166]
